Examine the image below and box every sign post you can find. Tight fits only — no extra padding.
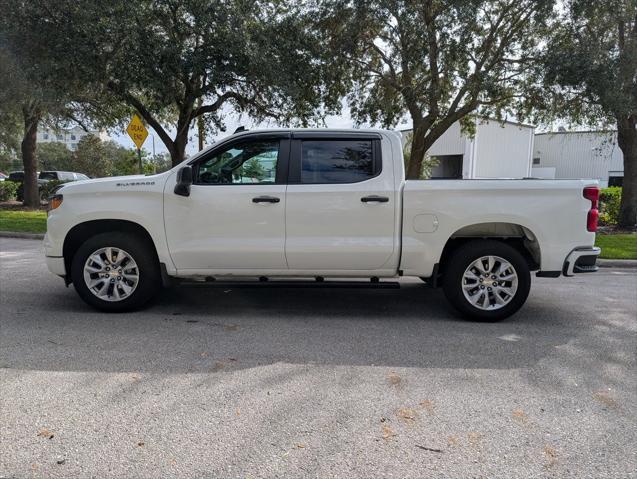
[126,114,149,174]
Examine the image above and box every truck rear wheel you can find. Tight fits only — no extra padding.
[71,232,160,312]
[442,240,531,321]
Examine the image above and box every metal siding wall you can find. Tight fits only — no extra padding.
[426,122,466,156]
[473,121,534,178]
[534,132,624,182]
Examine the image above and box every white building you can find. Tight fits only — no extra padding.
[37,126,110,151]
[401,118,534,179]
[532,131,624,187]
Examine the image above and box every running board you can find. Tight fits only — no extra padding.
[175,279,401,289]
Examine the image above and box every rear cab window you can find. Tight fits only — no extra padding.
[290,137,381,184]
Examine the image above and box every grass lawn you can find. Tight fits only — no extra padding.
[0,209,47,234]
[596,233,637,260]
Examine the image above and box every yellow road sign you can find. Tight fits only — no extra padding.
[126,114,148,150]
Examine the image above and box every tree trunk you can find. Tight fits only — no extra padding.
[406,123,428,179]
[21,105,40,208]
[616,115,637,229]
[170,131,188,167]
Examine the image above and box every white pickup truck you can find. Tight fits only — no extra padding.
[44,129,601,320]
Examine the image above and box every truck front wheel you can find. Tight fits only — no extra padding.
[71,232,160,312]
[442,240,531,321]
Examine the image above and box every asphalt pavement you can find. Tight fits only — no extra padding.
[1,237,636,478]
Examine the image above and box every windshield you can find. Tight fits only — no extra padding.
[39,172,58,180]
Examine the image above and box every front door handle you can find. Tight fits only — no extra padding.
[361,195,389,203]
[252,196,280,203]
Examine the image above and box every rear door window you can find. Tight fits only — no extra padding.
[300,140,376,184]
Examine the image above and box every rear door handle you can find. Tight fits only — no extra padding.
[361,195,389,203]
[252,196,280,203]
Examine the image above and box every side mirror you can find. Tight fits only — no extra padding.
[174,166,193,197]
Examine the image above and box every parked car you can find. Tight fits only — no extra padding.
[7,170,88,201]
[44,129,601,320]
[0,171,7,181]
[39,171,90,182]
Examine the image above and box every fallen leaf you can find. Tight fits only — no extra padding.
[397,407,418,424]
[592,391,618,409]
[295,444,305,449]
[382,425,397,440]
[419,399,435,414]
[200,352,209,358]
[447,435,459,446]
[137,441,145,447]
[56,458,66,465]
[224,324,239,331]
[467,432,483,445]
[512,409,528,423]
[544,445,558,469]
[387,372,401,386]
[212,361,225,372]
[37,428,54,439]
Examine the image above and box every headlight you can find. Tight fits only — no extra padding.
[48,194,63,213]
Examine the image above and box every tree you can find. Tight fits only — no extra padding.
[542,0,636,228]
[13,0,339,167]
[1,14,93,207]
[319,0,553,178]
[38,142,72,171]
[71,136,116,178]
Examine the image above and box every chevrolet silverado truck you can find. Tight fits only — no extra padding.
[44,129,601,320]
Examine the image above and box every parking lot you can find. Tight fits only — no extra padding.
[1,237,636,478]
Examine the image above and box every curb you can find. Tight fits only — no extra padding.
[598,259,637,269]
[0,231,45,240]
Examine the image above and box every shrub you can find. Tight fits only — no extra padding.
[40,179,70,199]
[0,181,18,201]
[599,187,622,226]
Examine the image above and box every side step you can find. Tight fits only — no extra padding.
[175,278,401,289]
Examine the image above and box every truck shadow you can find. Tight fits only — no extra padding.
[1,280,602,375]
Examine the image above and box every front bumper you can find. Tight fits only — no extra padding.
[46,255,66,276]
[562,247,601,276]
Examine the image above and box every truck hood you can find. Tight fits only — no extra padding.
[57,173,169,195]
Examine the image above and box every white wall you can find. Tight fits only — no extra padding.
[472,120,534,178]
[426,122,465,156]
[401,119,534,179]
[534,132,623,186]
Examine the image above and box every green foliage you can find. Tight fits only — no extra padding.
[595,233,637,260]
[540,0,636,228]
[541,1,636,125]
[38,142,73,170]
[318,0,554,178]
[0,180,18,201]
[40,180,69,199]
[6,0,338,165]
[0,209,47,233]
[599,187,622,226]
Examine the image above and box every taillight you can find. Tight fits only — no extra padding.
[583,186,599,232]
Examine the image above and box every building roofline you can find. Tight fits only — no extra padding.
[535,129,616,136]
[398,116,535,132]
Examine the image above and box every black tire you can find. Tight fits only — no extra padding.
[442,240,531,321]
[71,232,160,312]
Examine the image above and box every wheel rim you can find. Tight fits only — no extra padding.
[83,247,140,302]
[461,255,518,311]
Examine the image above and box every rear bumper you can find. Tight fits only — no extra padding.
[562,247,601,276]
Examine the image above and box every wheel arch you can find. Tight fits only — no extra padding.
[437,222,541,278]
[63,219,160,283]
